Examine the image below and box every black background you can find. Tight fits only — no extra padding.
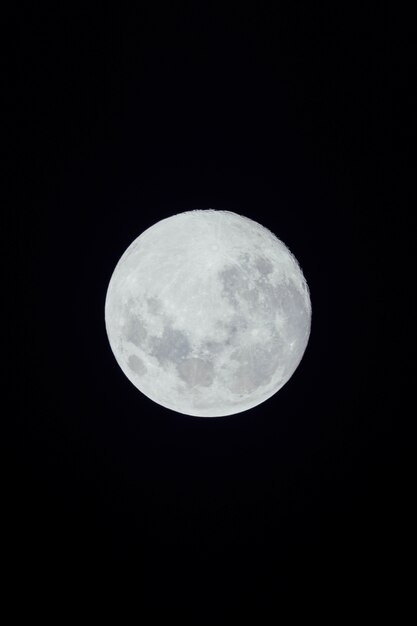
[10,3,415,616]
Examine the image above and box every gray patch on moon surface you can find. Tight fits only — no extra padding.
[124,314,148,347]
[219,255,276,313]
[274,281,311,343]
[228,335,283,395]
[255,255,274,276]
[178,357,214,388]
[128,354,147,376]
[149,323,191,366]
[216,250,310,393]
[199,338,225,356]
[147,296,162,315]
[218,265,244,307]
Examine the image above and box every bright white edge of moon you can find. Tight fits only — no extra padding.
[105,209,312,417]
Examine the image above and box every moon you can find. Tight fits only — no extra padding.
[105,210,311,417]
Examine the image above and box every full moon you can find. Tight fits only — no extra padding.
[105,210,311,417]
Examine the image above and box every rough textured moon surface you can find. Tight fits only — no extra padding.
[105,210,311,417]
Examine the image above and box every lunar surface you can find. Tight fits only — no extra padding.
[105,210,311,417]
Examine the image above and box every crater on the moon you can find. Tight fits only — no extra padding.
[105,209,311,417]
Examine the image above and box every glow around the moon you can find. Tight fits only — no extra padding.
[105,210,311,417]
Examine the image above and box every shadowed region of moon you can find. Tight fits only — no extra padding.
[105,209,311,417]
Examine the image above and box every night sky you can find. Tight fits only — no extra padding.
[11,4,414,616]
